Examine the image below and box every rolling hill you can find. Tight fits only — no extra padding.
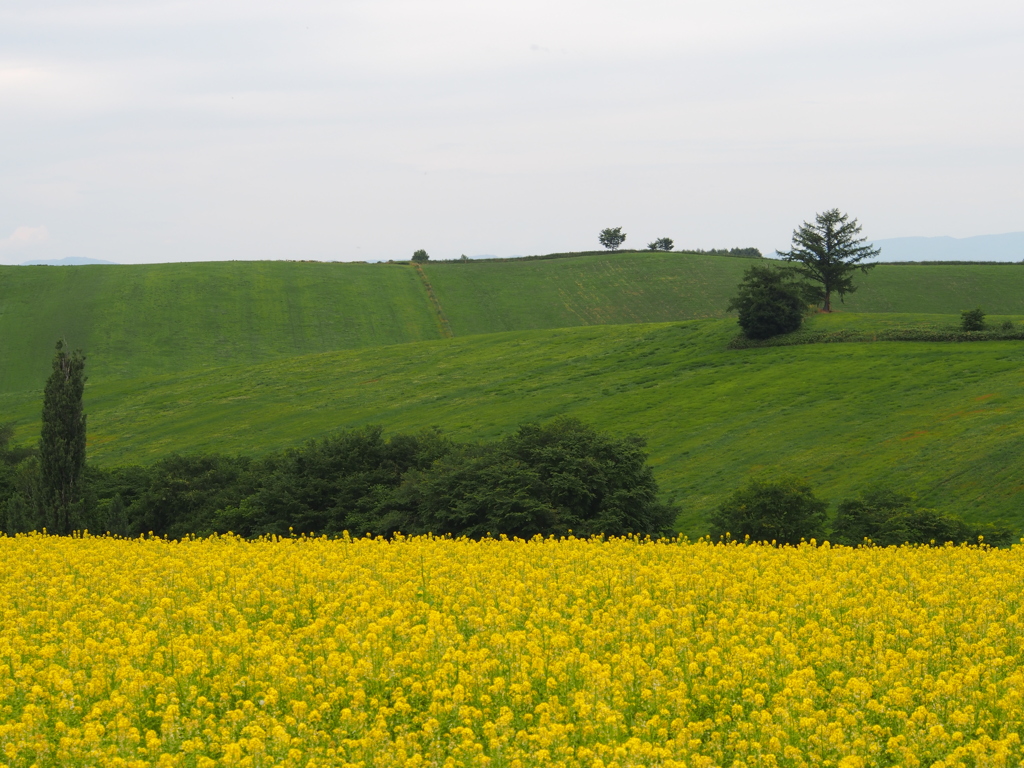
[4,254,1024,536]
[3,313,1022,536]
[4,253,1024,394]
[0,261,440,392]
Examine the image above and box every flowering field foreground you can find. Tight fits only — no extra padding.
[0,536,1022,768]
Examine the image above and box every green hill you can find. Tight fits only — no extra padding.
[5,255,1024,394]
[424,255,1024,334]
[3,313,1022,536]
[0,261,442,392]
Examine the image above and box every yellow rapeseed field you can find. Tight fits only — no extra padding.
[0,534,1022,768]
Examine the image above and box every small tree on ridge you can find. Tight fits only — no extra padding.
[647,237,674,251]
[599,227,626,251]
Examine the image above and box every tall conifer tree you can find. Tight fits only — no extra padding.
[777,209,880,311]
[39,340,87,535]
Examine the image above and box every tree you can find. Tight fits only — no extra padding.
[961,308,986,331]
[647,237,674,251]
[777,209,879,311]
[411,249,429,263]
[727,264,807,339]
[39,340,87,535]
[386,418,677,539]
[104,493,130,537]
[598,227,626,251]
[832,487,1014,547]
[709,476,827,545]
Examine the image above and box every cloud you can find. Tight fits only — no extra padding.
[0,226,50,249]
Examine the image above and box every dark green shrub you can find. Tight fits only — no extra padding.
[961,308,986,331]
[217,426,450,537]
[1001,320,1014,331]
[709,476,827,545]
[832,487,1015,546]
[727,265,808,340]
[386,418,677,539]
[411,249,429,263]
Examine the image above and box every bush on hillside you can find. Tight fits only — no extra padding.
[961,308,986,331]
[377,418,677,539]
[412,249,430,263]
[727,264,809,340]
[216,426,451,537]
[709,476,827,545]
[832,487,1014,547]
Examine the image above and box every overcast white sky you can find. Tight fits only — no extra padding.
[2,0,1023,264]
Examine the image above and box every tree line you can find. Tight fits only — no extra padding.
[1,353,676,539]
[711,476,1013,547]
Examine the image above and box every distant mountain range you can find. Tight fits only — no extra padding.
[20,256,118,266]
[868,232,1024,262]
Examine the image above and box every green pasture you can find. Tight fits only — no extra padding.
[424,254,1024,334]
[3,313,1022,536]
[6,255,1024,395]
[422,252,752,333]
[0,261,440,392]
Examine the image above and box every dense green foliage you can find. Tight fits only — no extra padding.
[961,308,986,331]
[379,419,677,539]
[412,249,430,263]
[598,227,626,250]
[39,341,87,534]
[647,238,674,251]
[831,487,1013,547]
[778,209,879,311]
[727,265,807,339]
[0,420,674,540]
[709,476,828,544]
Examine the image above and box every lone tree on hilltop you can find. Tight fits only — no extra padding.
[727,264,808,339]
[39,340,87,535]
[599,227,626,251]
[647,237,674,251]
[777,209,879,312]
[411,249,429,263]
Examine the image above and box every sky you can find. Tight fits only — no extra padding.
[2,0,1023,265]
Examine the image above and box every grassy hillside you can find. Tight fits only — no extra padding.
[6,255,1024,394]
[423,252,753,333]
[0,261,441,392]
[3,313,1022,536]
[424,254,1024,335]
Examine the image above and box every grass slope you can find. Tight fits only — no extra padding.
[0,261,441,392]
[425,254,1024,335]
[3,314,1022,536]
[423,252,753,333]
[6,255,1024,394]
